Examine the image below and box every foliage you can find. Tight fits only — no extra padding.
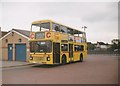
[109,40,120,54]
[87,43,95,51]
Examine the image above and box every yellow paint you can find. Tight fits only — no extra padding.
[29,53,53,64]
[29,20,87,65]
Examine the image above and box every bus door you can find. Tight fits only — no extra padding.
[69,44,73,62]
[53,42,60,64]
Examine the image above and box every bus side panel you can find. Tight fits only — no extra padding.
[83,44,87,59]
[73,51,80,61]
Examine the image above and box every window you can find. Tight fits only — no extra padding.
[79,45,84,51]
[32,22,50,32]
[74,45,84,51]
[61,44,68,51]
[67,28,73,35]
[81,38,86,43]
[31,24,40,32]
[19,38,22,42]
[30,42,36,52]
[40,22,50,31]
[74,45,79,51]
[83,38,86,42]
[35,32,45,39]
[52,23,60,32]
[60,26,67,33]
[30,41,52,53]
[74,30,79,36]
[68,36,74,42]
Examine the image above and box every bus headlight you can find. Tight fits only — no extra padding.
[30,56,33,60]
[47,57,50,61]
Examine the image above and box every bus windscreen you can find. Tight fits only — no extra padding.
[30,41,52,53]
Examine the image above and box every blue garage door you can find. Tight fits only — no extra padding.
[8,44,13,61]
[15,44,26,61]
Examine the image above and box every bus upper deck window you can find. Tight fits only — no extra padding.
[31,22,50,32]
[31,24,41,32]
[74,30,79,36]
[40,22,50,31]
[67,28,73,35]
[52,23,60,32]
[60,26,67,33]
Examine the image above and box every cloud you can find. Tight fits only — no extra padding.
[81,2,118,22]
[1,2,118,43]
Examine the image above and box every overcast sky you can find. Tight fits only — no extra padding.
[0,1,118,43]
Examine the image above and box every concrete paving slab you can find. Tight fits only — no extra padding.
[1,61,32,68]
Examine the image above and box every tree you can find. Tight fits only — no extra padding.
[109,39,120,54]
[87,43,95,51]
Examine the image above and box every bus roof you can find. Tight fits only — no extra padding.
[32,19,84,34]
[32,19,52,24]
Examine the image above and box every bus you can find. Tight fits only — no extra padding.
[29,20,87,65]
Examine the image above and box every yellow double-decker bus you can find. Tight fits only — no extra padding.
[29,20,87,65]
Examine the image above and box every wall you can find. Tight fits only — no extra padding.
[0,27,2,60]
[2,31,29,61]
[0,40,2,60]
[100,45,108,49]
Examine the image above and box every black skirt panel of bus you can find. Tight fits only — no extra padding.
[53,43,60,64]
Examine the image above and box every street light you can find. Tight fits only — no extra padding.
[82,26,87,32]
[82,26,87,38]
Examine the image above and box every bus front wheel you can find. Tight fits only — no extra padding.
[80,54,83,62]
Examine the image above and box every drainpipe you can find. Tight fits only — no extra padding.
[0,26,1,86]
[0,27,1,38]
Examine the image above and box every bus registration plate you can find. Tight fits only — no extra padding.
[40,57,45,61]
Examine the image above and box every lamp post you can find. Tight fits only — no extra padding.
[82,26,87,38]
[82,26,87,32]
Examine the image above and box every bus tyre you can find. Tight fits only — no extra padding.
[80,54,83,62]
[62,55,67,65]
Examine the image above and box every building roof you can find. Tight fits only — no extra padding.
[97,42,106,45]
[87,42,92,44]
[97,42,110,45]
[12,29,30,37]
[1,31,8,38]
[0,29,30,40]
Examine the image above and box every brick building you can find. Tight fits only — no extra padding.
[0,29,30,61]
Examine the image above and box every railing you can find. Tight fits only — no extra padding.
[88,50,120,56]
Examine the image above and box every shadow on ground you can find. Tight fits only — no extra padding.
[31,61,85,68]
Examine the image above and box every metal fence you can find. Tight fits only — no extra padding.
[88,50,119,55]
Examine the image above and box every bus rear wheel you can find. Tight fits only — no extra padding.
[80,54,83,62]
[62,55,67,65]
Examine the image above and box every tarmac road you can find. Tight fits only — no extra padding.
[2,55,118,84]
